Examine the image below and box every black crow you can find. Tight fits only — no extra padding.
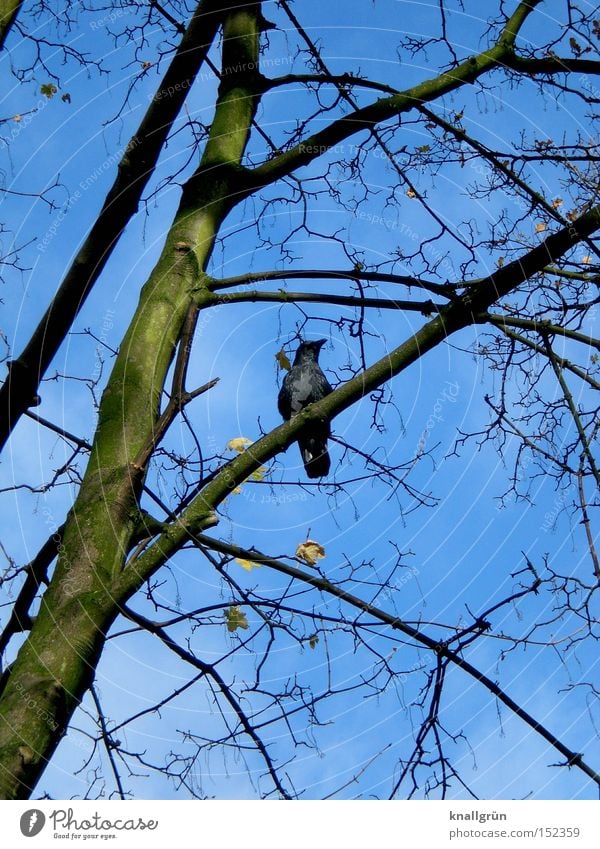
[278,339,333,479]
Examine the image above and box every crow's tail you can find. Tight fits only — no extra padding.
[298,429,330,479]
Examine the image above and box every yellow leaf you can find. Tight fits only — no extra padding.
[296,540,326,566]
[551,197,563,209]
[225,606,248,632]
[582,255,592,265]
[13,114,21,122]
[497,257,504,268]
[406,188,417,198]
[224,439,270,490]
[227,436,253,453]
[235,558,260,572]
[275,349,291,371]
[535,222,546,233]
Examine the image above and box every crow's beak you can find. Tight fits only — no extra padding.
[315,338,327,348]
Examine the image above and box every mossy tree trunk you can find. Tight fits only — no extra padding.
[0,1,263,799]
[0,0,22,50]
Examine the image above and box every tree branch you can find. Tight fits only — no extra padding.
[541,333,600,487]
[484,313,600,352]
[121,603,294,799]
[243,1,543,191]
[0,0,226,452]
[489,322,600,391]
[209,267,455,299]
[116,205,600,599]
[191,532,600,788]
[505,55,600,76]
[0,526,63,662]
[214,289,443,314]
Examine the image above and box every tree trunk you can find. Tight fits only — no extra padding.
[0,1,262,799]
[0,0,22,49]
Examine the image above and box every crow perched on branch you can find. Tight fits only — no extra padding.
[278,339,333,479]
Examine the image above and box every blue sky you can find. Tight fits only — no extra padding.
[0,0,599,799]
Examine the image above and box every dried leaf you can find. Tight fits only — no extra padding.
[40,83,57,99]
[225,606,248,632]
[275,349,291,371]
[227,436,253,453]
[308,634,319,649]
[569,37,582,57]
[535,222,546,233]
[406,188,417,199]
[551,197,563,209]
[296,540,326,566]
[497,257,504,268]
[250,466,267,481]
[582,255,592,265]
[13,114,21,122]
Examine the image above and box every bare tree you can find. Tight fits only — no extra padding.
[0,0,599,799]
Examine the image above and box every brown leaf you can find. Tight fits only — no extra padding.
[40,83,57,99]
[296,540,325,566]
